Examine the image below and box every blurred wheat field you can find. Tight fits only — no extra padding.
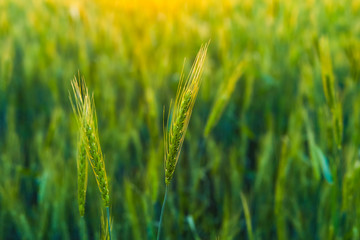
[1,0,360,239]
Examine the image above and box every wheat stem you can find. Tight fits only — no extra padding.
[157,185,168,240]
[106,206,111,240]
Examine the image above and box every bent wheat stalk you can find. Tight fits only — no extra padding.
[157,42,209,240]
[70,76,111,240]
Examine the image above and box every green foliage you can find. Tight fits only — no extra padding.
[0,0,360,239]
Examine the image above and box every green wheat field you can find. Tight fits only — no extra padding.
[1,0,360,239]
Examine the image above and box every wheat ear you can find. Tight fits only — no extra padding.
[70,77,89,217]
[83,115,110,207]
[157,42,209,240]
[70,76,111,239]
[71,77,109,207]
[164,42,209,185]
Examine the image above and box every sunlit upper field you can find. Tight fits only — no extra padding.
[0,0,360,239]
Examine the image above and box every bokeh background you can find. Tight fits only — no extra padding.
[1,0,360,239]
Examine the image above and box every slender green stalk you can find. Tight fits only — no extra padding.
[157,185,168,240]
[79,217,88,240]
[106,207,111,240]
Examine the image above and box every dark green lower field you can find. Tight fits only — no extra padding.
[1,0,360,239]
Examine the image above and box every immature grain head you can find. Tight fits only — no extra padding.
[70,77,110,208]
[77,136,88,216]
[164,42,209,185]
[70,77,89,216]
